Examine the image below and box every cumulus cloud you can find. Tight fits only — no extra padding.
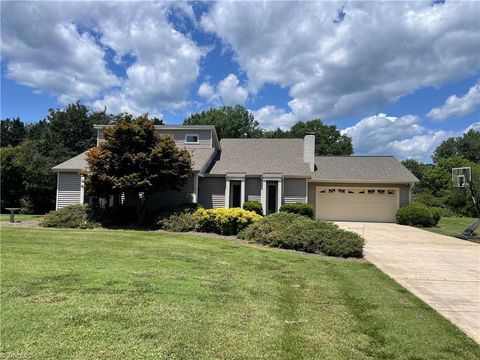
[1,1,206,115]
[427,81,480,121]
[252,106,297,130]
[197,74,248,106]
[342,113,451,161]
[202,1,480,120]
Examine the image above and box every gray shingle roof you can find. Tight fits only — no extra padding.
[52,148,215,173]
[206,138,312,176]
[312,156,419,183]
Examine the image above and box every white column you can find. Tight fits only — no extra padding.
[277,179,282,212]
[80,175,85,205]
[225,178,230,208]
[192,173,198,203]
[55,173,60,210]
[261,178,267,214]
[240,178,246,208]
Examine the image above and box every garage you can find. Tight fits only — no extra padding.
[315,186,399,222]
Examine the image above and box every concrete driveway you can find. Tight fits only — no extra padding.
[336,222,480,343]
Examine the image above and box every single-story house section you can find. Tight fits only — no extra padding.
[52,125,418,222]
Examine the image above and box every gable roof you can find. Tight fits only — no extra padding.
[206,138,311,176]
[52,147,215,173]
[312,156,419,183]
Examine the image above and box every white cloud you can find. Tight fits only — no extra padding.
[198,82,215,101]
[342,113,451,161]
[202,1,480,121]
[1,1,206,115]
[197,74,248,106]
[252,106,297,130]
[427,81,480,121]
[217,74,248,105]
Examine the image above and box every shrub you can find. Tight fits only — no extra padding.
[395,204,441,227]
[239,212,364,258]
[157,211,196,232]
[41,204,97,229]
[279,203,314,219]
[152,202,203,226]
[242,201,263,215]
[193,208,262,235]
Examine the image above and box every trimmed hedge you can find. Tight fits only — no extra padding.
[193,208,262,235]
[396,204,441,227]
[41,204,97,229]
[239,212,364,258]
[279,203,314,219]
[242,201,263,215]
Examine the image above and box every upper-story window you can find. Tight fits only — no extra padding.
[185,134,199,144]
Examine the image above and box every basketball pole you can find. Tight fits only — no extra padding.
[461,180,480,239]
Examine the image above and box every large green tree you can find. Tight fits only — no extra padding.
[432,129,480,163]
[0,147,25,210]
[1,118,26,147]
[85,114,192,224]
[184,105,262,140]
[264,119,353,155]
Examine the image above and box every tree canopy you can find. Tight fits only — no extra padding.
[264,119,353,156]
[184,105,262,139]
[85,114,192,223]
[1,117,26,147]
[432,129,480,163]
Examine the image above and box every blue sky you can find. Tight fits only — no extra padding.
[1,1,479,162]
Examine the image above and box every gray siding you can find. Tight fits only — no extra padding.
[246,177,261,202]
[399,186,410,207]
[308,182,411,208]
[157,129,212,149]
[283,178,307,204]
[57,172,82,209]
[146,176,194,210]
[198,177,225,208]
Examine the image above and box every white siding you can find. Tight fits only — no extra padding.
[198,177,226,208]
[57,173,82,209]
[283,178,307,204]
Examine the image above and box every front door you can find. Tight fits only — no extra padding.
[267,184,277,214]
[232,184,241,208]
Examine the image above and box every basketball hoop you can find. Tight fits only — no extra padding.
[452,167,471,188]
[452,166,479,240]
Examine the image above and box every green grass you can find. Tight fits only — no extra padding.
[1,228,478,359]
[0,213,44,222]
[425,216,479,240]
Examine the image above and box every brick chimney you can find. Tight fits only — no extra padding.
[304,132,315,172]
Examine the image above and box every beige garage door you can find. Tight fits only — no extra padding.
[315,187,399,222]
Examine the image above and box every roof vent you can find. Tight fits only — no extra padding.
[304,132,315,171]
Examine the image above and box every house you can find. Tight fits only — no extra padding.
[52,125,418,222]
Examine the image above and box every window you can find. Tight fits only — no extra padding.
[367,189,375,194]
[387,190,395,195]
[185,134,199,144]
[338,188,346,193]
[328,188,336,193]
[377,189,386,194]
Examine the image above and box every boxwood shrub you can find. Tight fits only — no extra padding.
[41,204,97,229]
[396,204,441,227]
[193,208,262,235]
[242,200,263,215]
[279,203,314,219]
[239,212,364,258]
[157,211,196,232]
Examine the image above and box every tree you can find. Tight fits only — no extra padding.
[432,129,480,163]
[184,105,262,140]
[264,119,353,156]
[0,147,25,210]
[85,114,192,224]
[1,118,26,147]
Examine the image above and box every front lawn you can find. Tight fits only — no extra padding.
[1,228,478,359]
[0,213,44,222]
[425,216,479,241]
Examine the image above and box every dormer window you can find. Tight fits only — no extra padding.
[185,134,199,144]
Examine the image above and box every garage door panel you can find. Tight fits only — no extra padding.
[316,187,398,222]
